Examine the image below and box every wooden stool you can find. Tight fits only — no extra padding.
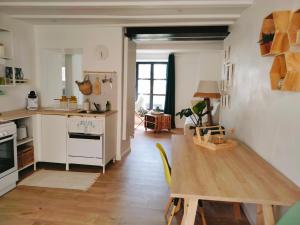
[144,113,171,133]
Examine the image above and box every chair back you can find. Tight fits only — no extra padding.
[156,143,172,187]
[277,202,300,225]
[135,95,144,112]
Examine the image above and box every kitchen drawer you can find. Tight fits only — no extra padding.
[67,135,103,158]
[68,156,103,166]
[68,117,104,135]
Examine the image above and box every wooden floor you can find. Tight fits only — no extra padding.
[0,127,250,225]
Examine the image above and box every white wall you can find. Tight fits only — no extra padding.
[175,51,223,127]
[71,54,83,104]
[35,25,125,160]
[222,1,300,224]
[40,49,64,106]
[35,26,123,109]
[137,41,224,128]
[0,13,35,112]
[137,51,168,62]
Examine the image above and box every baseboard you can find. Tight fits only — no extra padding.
[121,147,131,158]
[242,204,255,225]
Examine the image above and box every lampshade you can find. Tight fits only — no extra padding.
[193,80,220,98]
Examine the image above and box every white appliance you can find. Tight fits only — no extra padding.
[17,126,27,140]
[67,116,106,173]
[0,122,18,196]
[27,91,38,111]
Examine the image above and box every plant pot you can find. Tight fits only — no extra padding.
[264,41,273,53]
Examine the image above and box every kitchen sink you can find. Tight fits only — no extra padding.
[78,110,106,114]
[43,107,76,112]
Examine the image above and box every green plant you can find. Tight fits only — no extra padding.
[258,33,275,44]
[176,101,207,128]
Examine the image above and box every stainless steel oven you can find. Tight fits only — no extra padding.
[0,122,18,196]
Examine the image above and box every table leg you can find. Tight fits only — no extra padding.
[262,204,275,225]
[233,203,242,220]
[181,198,198,225]
[256,205,264,225]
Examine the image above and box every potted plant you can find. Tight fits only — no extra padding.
[258,33,275,53]
[176,101,207,134]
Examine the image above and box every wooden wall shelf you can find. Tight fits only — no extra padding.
[288,9,300,46]
[259,11,291,56]
[270,52,300,91]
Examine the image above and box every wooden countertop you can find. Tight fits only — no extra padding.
[171,135,300,206]
[0,108,117,122]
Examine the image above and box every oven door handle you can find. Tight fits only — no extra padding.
[68,132,102,140]
[0,135,14,143]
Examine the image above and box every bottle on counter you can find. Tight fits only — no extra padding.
[83,98,91,112]
[60,96,68,110]
[69,96,78,110]
[105,101,111,111]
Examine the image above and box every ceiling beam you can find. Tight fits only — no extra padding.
[125,26,230,41]
[18,20,235,26]
[0,1,253,7]
[11,14,240,20]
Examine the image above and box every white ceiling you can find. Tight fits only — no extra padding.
[0,0,253,26]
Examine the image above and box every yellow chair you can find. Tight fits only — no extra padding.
[156,143,207,225]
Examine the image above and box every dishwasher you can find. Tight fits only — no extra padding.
[67,116,106,173]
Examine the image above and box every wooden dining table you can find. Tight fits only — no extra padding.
[171,135,300,225]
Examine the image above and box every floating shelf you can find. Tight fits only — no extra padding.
[0,84,15,87]
[259,11,291,56]
[17,137,34,146]
[288,9,300,46]
[270,52,300,91]
[0,56,12,60]
[0,27,10,32]
[0,78,29,88]
[8,79,29,84]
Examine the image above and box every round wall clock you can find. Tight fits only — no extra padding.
[95,45,109,60]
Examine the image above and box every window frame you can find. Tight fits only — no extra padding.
[136,61,168,110]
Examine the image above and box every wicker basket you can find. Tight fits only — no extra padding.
[18,146,34,169]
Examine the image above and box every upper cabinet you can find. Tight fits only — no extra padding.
[259,11,291,56]
[288,9,300,46]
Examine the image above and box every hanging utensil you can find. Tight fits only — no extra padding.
[75,75,93,95]
[93,77,101,95]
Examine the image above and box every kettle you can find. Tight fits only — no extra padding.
[27,91,38,110]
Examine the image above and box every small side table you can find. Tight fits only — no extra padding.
[144,113,171,133]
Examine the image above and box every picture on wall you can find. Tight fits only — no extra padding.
[220,51,234,109]
[224,46,231,62]
[223,62,234,87]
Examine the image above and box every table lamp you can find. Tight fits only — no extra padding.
[193,80,220,126]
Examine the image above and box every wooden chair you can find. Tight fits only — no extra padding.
[156,143,207,225]
[135,95,147,129]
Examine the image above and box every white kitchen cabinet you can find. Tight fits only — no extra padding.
[41,115,67,163]
[67,114,117,173]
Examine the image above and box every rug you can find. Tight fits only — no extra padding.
[18,169,99,191]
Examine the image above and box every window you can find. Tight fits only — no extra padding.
[136,62,167,110]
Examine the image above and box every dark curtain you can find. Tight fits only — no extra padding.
[164,53,176,129]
